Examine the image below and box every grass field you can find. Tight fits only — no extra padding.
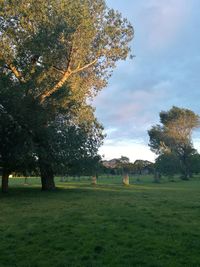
[0,176,200,267]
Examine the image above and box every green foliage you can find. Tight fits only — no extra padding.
[188,153,200,175]
[0,80,36,174]
[155,153,181,177]
[0,0,133,104]
[52,117,104,176]
[133,160,154,175]
[149,106,200,155]
[148,106,200,179]
[101,158,154,176]
[115,156,130,174]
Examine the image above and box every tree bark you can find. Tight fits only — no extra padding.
[39,162,56,191]
[91,175,97,185]
[1,170,9,193]
[181,156,190,180]
[123,174,129,185]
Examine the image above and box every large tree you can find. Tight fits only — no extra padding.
[0,0,133,191]
[148,106,200,179]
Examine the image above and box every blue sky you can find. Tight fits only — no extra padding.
[94,0,200,162]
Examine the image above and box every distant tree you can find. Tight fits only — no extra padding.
[119,156,130,164]
[133,160,154,175]
[122,162,135,175]
[188,153,200,175]
[114,156,130,176]
[155,153,181,178]
[148,106,200,179]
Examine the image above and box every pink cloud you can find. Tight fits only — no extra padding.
[112,81,170,125]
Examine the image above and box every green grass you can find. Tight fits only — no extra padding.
[0,176,200,267]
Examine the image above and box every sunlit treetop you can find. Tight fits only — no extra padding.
[0,0,134,111]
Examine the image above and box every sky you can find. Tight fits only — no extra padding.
[94,0,200,163]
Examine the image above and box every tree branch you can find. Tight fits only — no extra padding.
[71,59,98,74]
[8,64,24,82]
[38,23,99,104]
[39,70,71,103]
[52,66,64,74]
[39,58,98,104]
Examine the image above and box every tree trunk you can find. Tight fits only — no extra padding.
[1,170,9,193]
[39,162,56,191]
[180,164,190,180]
[181,172,189,180]
[154,172,161,183]
[123,174,129,185]
[91,175,97,185]
[180,153,190,180]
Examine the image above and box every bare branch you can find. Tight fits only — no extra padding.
[39,70,71,103]
[52,66,64,74]
[71,59,98,74]
[8,64,24,82]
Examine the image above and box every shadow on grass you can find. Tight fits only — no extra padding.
[0,180,193,200]
[0,184,140,201]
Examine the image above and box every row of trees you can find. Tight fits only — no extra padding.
[102,156,154,176]
[148,106,200,180]
[0,0,134,192]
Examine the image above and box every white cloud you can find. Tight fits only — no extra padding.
[99,139,156,163]
[193,138,200,153]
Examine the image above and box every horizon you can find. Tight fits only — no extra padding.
[95,0,200,162]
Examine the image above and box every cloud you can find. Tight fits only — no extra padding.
[138,0,191,51]
[99,139,156,163]
[95,0,200,161]
[95,80,171,140]
[194,138,200,152]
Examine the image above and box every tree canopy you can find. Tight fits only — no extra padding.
[148,106,200,179]
[0,0,133,104]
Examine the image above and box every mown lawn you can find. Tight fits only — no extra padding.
[0,176,200,267]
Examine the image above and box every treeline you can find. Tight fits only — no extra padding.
[100,152,200,182]
[0,0,134,192]
[101,156,154,176]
